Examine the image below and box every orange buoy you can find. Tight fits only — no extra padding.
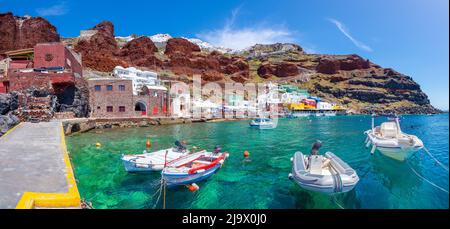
[186,183,200,192]
[182,140,187,145]
[244,150,250,158]
[146,139,152,148]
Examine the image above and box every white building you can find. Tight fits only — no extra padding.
[317,101,333,110]
[113,66,163,95]
[280,92,308,104]
[169,82,191,118]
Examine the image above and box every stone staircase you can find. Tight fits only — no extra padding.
[15,95,54,122]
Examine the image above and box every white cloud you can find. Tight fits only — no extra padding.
[327,18,373,52]
[197,8,295,50]
[36,2,68,16]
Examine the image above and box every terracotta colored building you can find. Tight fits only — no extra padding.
[0,42,83,93]
[88,78,169,118]
[0,42,89,121]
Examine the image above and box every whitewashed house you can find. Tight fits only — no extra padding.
[317,101,333,110]
[169,82,191,118]
[113,66,164,95]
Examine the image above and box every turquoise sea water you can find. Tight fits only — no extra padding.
[67,114,449,209]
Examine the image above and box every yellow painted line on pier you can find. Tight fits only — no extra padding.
[15,124,81,209]
[0,122,23,139]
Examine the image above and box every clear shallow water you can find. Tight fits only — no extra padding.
[67,114,449,209]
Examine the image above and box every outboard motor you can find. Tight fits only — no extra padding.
[310,140,322,155]
[213,146,222,155]
[175,140,187,151]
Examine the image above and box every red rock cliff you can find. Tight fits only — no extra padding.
[0,12,60,54]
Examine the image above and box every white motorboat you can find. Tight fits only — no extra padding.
[288,141,359,194]
[364,115,424,161]
[249,118,276,129]
[122,141,190,172]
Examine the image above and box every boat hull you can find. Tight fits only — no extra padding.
[162,164,222,188]
[122,159,162,172]
[249,120,276,129]
[365,131,424,161]
[375,145,422,161]
[121,148,187,173]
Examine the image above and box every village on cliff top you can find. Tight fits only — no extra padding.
[0,12,441,135]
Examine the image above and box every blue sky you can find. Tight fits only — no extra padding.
[1,0,448,109]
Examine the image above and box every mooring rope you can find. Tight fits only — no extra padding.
[406,161,449,194]
[163,179,167,209]
[422,147,449,172]
[150,183,163,199]
[152,178,164,209]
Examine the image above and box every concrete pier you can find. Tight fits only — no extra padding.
[0,121,74,208]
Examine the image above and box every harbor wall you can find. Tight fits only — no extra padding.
[62,117,248,135]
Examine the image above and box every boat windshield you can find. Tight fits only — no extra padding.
[255,118,271,122]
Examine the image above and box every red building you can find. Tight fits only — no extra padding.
[0,43,88,121]
[0,43,83,93]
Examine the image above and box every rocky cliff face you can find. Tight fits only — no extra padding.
[74,21,163,72]
[0,12,60,55]
[289,55,437,114]
[73,22,249,82]
[73,21,128,72]
[0,16,439,114]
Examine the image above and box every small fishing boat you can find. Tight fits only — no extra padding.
[288,141,359,194]
[122,141,190,172]
[249,118,276,129]
[364,115,424,161]
[162,146,229,188]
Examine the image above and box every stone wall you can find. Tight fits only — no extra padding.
[8,71,75,92]
[62,117,192,135]
[88,79,135,118]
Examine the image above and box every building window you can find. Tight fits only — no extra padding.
[119,85,125,91]
[106,106,113,112]
[119,106,126,112]
[95,85,101,91]
[97,106,100,109]
[107,85,113,91]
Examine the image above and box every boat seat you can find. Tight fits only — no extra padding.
[309,155,323,175]
[380,122,399,138]
[193,160,210,165]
